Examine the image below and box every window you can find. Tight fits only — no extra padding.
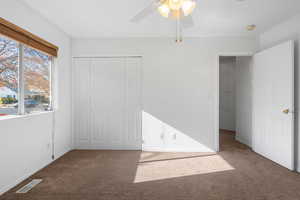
[0,35,53,117]
[24,46,52,114]
[0,17,58,117]
[0,36,19,116]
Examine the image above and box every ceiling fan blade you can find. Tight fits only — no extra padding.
[130,0,161,23]
[181,15,195,29]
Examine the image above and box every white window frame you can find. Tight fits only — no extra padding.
[18,44,25,115]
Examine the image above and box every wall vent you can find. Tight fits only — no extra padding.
[16,179,42,193]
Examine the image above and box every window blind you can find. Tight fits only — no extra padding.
[0,17,58,57]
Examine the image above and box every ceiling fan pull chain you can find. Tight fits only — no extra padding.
[176,17,183,43]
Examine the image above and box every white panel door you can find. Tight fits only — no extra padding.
[73,57,142,150]
[235,57,253,147]
[124,58,143,149]
[252,41,294,170]
[90,58,125,149]
[73,58,91,147]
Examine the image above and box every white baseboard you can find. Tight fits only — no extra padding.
[54,147,73,160]
[235,136,251,148]
[142,146,215,153]
[75,145,215,153]
[74,145,141,150]
[0,149,71,196]
[0,171,35,195]
[0,160,53,196]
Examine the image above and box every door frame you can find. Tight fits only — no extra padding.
[214,52,254,152]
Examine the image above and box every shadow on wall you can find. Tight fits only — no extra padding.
[142,111,215,152]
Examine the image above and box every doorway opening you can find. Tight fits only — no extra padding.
[218,56,253,151]
[216,41,295,170]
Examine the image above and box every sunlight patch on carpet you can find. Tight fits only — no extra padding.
[134,155,235,183]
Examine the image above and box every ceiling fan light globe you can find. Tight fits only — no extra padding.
[182,0,196,16]
[169,0,182,10]
[158,4,170,18]
[171,10,182,19]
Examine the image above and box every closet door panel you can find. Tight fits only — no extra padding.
[73,58,91,147]
[91,58,126,148]
[125,58,142,149]
[74,57,142,149]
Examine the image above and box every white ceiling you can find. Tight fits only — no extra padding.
[20,0,300,38]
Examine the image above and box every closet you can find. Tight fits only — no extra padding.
[73,57,142,149]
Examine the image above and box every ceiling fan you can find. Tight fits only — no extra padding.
[130,0,197,43]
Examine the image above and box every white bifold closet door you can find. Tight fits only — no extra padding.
[73,57,142,150]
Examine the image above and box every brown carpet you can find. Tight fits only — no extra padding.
[1,130,300,200]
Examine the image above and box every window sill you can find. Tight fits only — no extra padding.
[0,111,54,121]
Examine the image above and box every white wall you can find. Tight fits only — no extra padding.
[259,14,300,172]
[219,57,236,131]
[72,37,257,152]
[0,0,72,194]
[235,57,252,147]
